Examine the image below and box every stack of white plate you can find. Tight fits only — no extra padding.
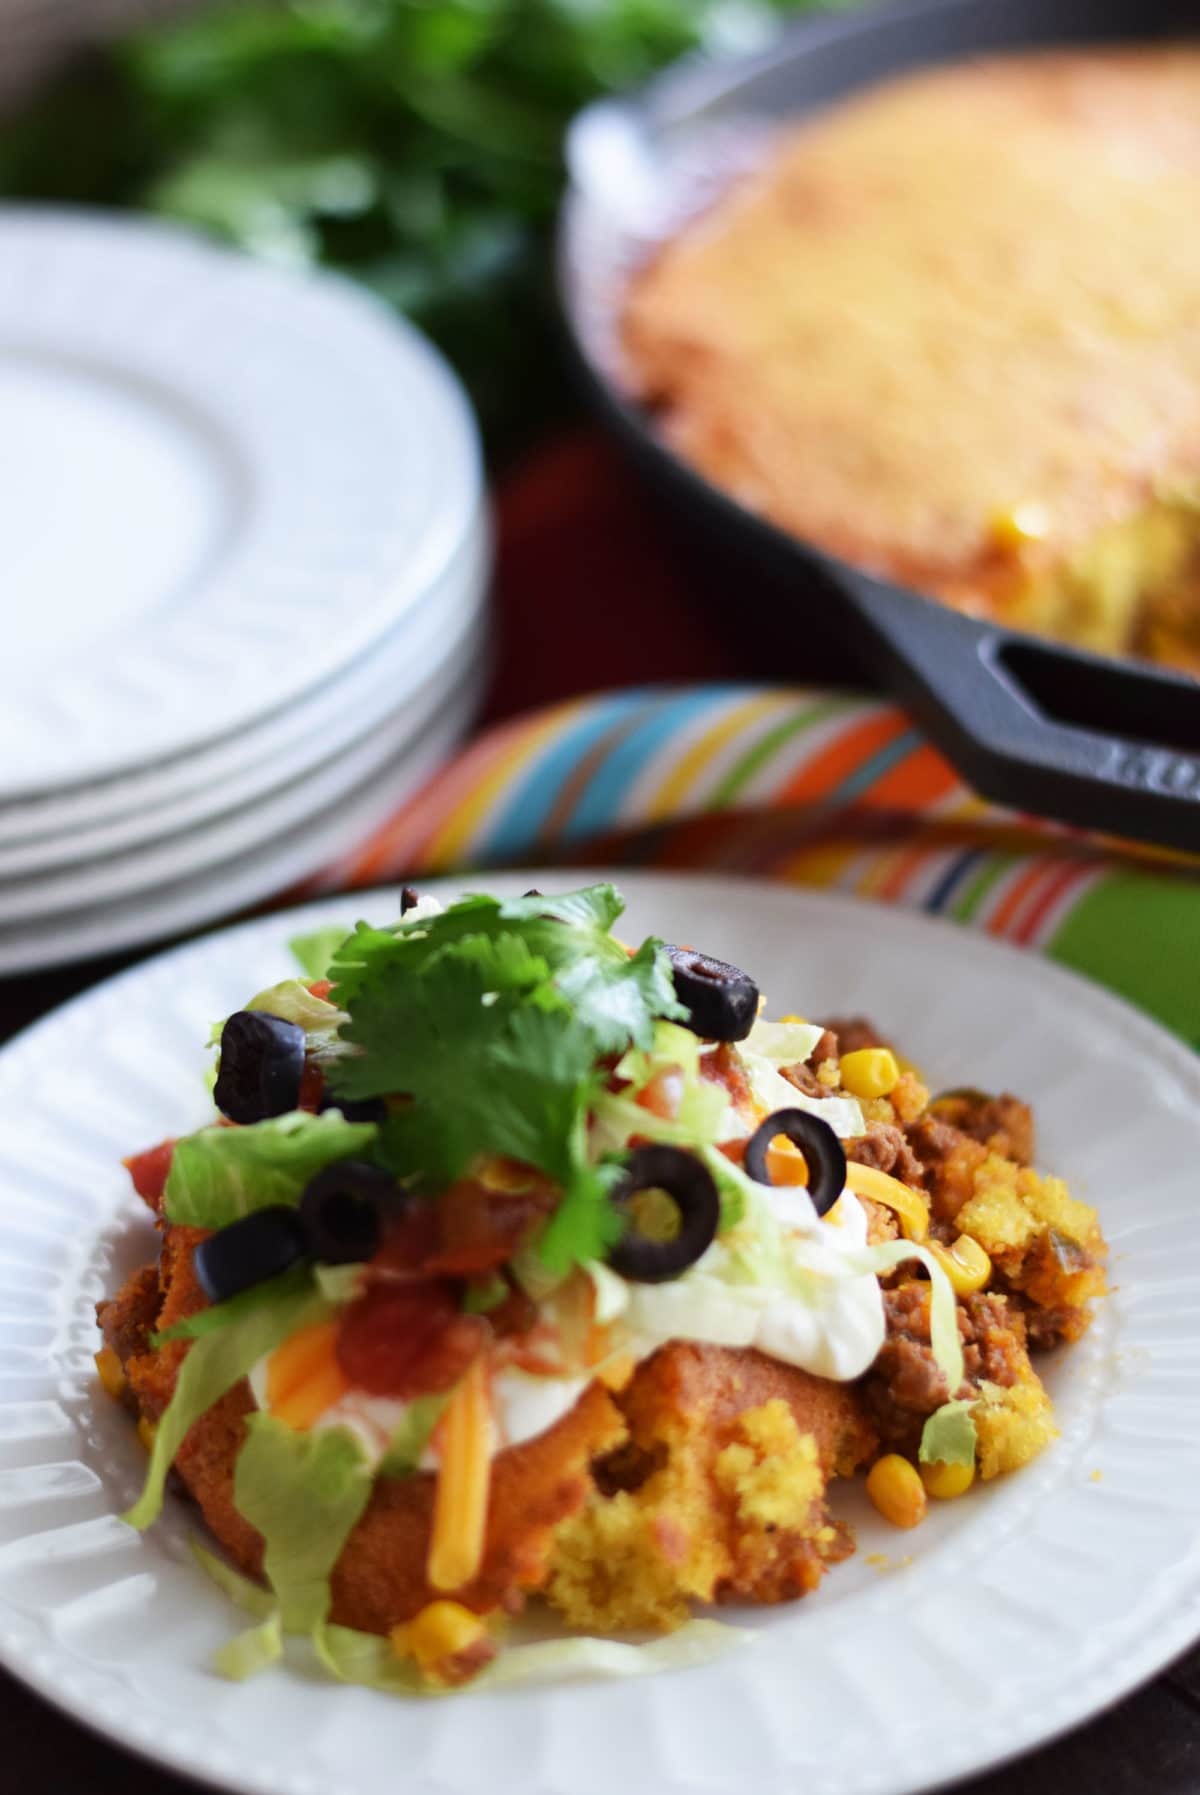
[0,210,491,975]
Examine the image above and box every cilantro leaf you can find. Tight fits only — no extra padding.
[325,884,681,1273]
[362,951,597,1184]
[497,885,624,931]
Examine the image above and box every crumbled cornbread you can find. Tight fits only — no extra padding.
[545,1398,837,1633]
[974,1376,1059,1480]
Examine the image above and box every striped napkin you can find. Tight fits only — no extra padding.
[303,682,1200,1048]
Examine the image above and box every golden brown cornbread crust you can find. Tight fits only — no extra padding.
[622,48,1200,664]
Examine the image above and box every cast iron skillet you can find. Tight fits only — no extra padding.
[558,0,1200,852]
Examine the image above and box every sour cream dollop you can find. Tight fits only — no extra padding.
[619,1188,886,1383]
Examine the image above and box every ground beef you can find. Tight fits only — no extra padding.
[782,1062,825,1098]
[904,1115,988,1223]
[1020,1303,1079,1351]
[927,1092,1035,1166]
[861,1283,1026,1449]
[810,1028,839,1067]
[819,1017,887,1055]
[846,1121,926,1188]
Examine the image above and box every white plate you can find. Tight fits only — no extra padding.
[0,208,482,798]
[0,508,490,860]
[0,872,1195,1795]
[0,653,488,975]
[0,526,489,881]
[0,607,487,926]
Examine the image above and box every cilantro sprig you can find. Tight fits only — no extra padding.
[326,884,684,1272]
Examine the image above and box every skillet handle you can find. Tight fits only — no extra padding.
[835,569,1200,853]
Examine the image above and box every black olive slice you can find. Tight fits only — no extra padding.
[664,945,759,1042]
[298,1160,405,1265]
[318,1090,389,1126]
[607,1145,721,1283]
[742,1109,847,1218]
[400,886,420,915]
[214,1011,306,1124]
[193,1205,307,1305]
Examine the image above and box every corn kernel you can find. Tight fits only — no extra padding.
[392,1601,486,1675]
[920,1458,976,1501]
[137,1416,157,1454]
[927,1233,992,1297]
[778,1013,807,1024]
[839,1048,901,1100]
[94,1347,126,1401]
[866,1454,927,1530]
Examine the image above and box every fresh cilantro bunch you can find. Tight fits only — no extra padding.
[327,883,685,1271]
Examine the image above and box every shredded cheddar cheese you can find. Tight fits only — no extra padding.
[845,1162,930,1240]
[428,1356,492,1592]
[266,1319,350,1431]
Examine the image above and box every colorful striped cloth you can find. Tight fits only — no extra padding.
[304,684,1200,1047]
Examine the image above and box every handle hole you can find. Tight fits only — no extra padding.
[997,642,1200,755]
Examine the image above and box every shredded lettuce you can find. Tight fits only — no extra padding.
[163,1110,378,1229]
[919,1399,978,1467]
[378,1394,450,1476]
[313,1263,364,1305]
[290,925,355,981]
[483,1619,751,1686]
[245,978,347,1032]
[614,1019,703,1087]
[739,1049,865,1140]
[590,1085,733,1160]
[583,1258,629,1326]
[243,979,349,1058]
[215,1612,284,1680]
[232,1416,373,1634]
[743,1017,824,1066]
[312,1616,750,1696]
[125,1273,332,1530]
[154,1264,315,1345]
[202,1416,376,1685]
[191,1541,275,1619]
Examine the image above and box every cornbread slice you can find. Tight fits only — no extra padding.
[623,48,1200,667]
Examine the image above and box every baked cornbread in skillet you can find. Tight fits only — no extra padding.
[622,48,1200,669]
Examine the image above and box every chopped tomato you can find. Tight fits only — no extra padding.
[486,1281,539,1340]
[298,1058,325,1112]
[702,1042,754,1113]
[123,1139,175,1212]
[371,1205,442,1275]
[429,1177,555,1277]
[636,1067,684,1121]
[336,1280,488,1399]
[308,980,333,1001]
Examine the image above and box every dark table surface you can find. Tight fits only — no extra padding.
[3,430,1198,1793]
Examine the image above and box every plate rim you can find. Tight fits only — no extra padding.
[0,868,1197,1795]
